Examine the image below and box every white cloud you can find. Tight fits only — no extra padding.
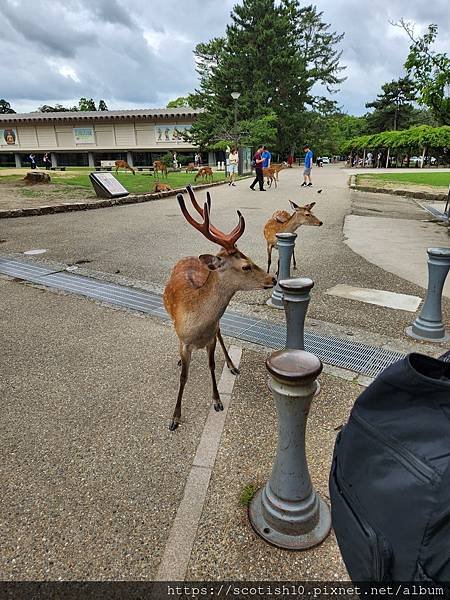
[1,0,449,114]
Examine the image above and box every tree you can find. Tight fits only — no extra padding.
[78,97,97,111]
[394,20,450,125]
[365,77,417,132]
[38,103,78,112]
[0,99,16,114]
[98,100,108,111]
[189,0,345,153]
[166,96,190,108]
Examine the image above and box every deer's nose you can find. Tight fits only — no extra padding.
[318,221,323,226]
[271,277,277,286]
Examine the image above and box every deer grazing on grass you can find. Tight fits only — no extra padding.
[263,200,323,273]
[163,185,276,431]
[153,160,168,177]
[153,182,172,192]
[263,162,287,189]
[194,166,213,183]
[115,160,135,175]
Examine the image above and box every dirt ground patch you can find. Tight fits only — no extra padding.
[0,181,93,210]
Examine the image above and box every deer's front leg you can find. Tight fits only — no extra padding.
[207,338,223,412]
[170,343,192,431]
[217,329,240,375]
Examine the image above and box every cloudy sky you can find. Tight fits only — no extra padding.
[1,0,449,116]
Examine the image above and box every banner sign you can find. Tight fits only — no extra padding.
[155,124,191,143]
[73,127,95,144]
[0,128,17,145]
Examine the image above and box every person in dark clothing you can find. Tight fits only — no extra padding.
[249,144,265,191]
[43,153,51,170]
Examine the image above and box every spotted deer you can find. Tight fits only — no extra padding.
[263,201,323,273]
[115,160,135,175]
[163,185,276,430]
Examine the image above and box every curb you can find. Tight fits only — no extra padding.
[0,180,229,219]
[349,179,448,202]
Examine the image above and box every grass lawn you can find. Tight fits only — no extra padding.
[0,167,227,195]
[360,172,450,188]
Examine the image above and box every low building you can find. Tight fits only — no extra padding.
[0,108,204,168]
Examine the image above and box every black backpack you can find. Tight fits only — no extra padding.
[330,352,450,582]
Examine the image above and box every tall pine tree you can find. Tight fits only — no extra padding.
[189,0,345,154]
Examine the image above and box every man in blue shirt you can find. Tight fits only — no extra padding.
[301,144,313,187]
[261,146,271,169]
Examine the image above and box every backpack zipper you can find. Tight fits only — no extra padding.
[350,413,437,484]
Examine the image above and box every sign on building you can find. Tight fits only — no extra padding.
[155,124,191,143]
[89,172,129,199]
[1,128,17,145]
[73,127,95,144]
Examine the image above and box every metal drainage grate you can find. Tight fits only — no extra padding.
[422,204,448,221]
[0,256,406,378]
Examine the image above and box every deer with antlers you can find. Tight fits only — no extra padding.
[153,160,168,177]
[263,201,323,273]
[115,160,135,175]
[163,185,276,431]
[194,166,213,183]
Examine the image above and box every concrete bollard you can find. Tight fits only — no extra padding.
[279,277,314,350]
[249,349,331,550]
[266,232,297,309]
[406,247,450,342]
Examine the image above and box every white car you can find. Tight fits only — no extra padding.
[320,156,330,164]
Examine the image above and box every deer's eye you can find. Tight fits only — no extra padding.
[242,264,252,271]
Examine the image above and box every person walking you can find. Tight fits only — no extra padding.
[228,147,239,186]
[261,145,271,169]
[43,153,51,170]
[301,144,313,187]
[287,153,294,168]
[29,154,36,169]
[249,144,265,191]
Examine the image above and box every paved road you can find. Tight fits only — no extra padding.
[1,165,448,337]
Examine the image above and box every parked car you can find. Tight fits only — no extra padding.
[409,156,437,166]
[321,156,330,164]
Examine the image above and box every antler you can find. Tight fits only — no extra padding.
[186,185,244,242]
[177,188,245,252]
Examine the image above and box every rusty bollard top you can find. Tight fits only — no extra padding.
[279,277,314,295]
[266,349,322,385]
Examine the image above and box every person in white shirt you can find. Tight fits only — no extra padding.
[228,148,239,186]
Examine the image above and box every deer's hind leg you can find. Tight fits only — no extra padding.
[267,243,274,273]
[207,337,223,412]
[217,328,239,375]
[170,342,192,431]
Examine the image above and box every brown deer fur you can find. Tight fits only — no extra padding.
[263,163,287,189]
[194,166,213,182]
[115,160,135,175]
[263,200,323,272]
[163,186,275,430]
[153,160,168,177]
[153,182,172,192]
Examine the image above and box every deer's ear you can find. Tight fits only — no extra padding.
[304,202,316,209]
[289,200,300,210]
[199,254,224,270]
